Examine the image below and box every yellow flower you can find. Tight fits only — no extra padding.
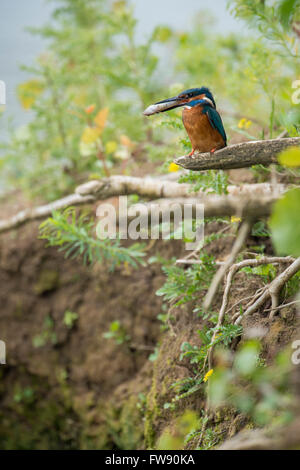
[203,369,214,382]
[231,216,242,223]
[18,79,44,109]
[81,126,101,144]
[238,118,252,130]
[105,141,118,154]
[238,118,246,129]
[168,162,180,172]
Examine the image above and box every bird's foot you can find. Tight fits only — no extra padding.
[187,149,195,157]
[210,147,217,154]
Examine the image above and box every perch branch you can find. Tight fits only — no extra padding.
[174,137,300,171]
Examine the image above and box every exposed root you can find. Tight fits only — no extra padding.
[203,219,252,311]
[235,256,300,324]
[207,256,295,368]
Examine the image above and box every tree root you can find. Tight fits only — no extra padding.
[203,219,253,311]
[235,256,300,324]
[207,256,296,369]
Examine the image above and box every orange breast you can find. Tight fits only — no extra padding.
[182,106,225,152]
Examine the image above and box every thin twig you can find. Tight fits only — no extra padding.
[203,219,252,312]
[263,299,300,313]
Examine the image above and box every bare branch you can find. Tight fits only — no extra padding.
[174,137,300,171]
[203,220,252,313]
[0,177,288,235]
[0,193,95,234]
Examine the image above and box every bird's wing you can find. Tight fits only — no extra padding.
[205,107,227,145]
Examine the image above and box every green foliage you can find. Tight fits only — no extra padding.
[103,321,130,345]
[251,220,271,238]
[241,263,277,283]
[278,146,300,167]
[1,0,298,201]
[284,271,300,297]
[180,324,242,366]
[209,341,294,426]
[229,0,300,53]
[156,252,216,306]
[39,207,146,270]
[63,310,79,328]
[166,324,242,404]
[13,387,35,405]
[179,170,229,195]
[157,410,199,450]
[270,188,300,256]
[0,0,165,199]
[32,315,57,348]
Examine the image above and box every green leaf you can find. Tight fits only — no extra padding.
[270,188,300,256]
[278,146,300,167]
[278,0,300,28]
[152,25,173,43]
[234,341,261,376]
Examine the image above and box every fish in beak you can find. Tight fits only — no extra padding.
[143,96,186,116]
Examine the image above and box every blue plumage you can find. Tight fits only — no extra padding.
[178,87,216,108]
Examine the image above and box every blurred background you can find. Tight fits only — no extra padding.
[1,0,243,124]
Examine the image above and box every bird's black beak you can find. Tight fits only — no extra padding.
[143,95,185,116]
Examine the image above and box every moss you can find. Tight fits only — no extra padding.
[0,395,79,449]
[144,360,161,449]
[13,299,23,318]
[107,395,144,450]
[34,270,60,295]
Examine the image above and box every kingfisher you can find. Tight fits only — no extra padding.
[143,87,226,155]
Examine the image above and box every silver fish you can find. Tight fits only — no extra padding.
[143,97,183,116]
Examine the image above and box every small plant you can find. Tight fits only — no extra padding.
[157,410,199,450]
[209,340,294,426]
[32,315,57,348]
[39,207,146,270]
[156,252,216,306]
[103,321,130,345]
[168,323,242,404]
[241,263,277,283]
[179,170,228,195]
[63,310,79,329]
[13,387,35,404]
[252,220,271,238]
